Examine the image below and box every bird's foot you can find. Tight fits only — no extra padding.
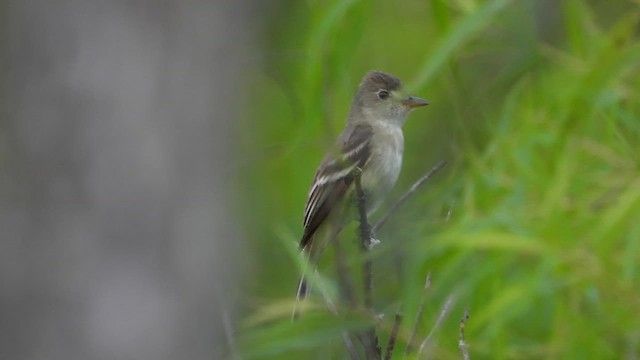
[367,237,381,250]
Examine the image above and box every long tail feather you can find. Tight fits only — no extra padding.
[296,275,310,301]
[292,275,310,320]
[292,247,312,320]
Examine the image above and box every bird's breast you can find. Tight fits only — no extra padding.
[361,125,404,213]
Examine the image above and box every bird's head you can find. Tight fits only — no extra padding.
[350,71,429,126]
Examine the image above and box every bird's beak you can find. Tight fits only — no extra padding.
[403,96,430,108]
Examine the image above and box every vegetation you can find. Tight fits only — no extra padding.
[238,0,640,358]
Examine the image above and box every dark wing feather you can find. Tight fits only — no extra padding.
[300,124,373,249]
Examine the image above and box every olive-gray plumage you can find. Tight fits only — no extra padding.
[295,71,429,305]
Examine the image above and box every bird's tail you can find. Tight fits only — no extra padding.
[292,227,342,319]
[292,247,313,320]
[296,275,310,302]
[292,275,310,320]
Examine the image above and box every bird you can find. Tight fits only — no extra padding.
[295,70,429,306]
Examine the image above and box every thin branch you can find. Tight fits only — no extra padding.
[373,160,448,233]
[459,309,470,360]
[384,313,402,360]
[362,258,374,309]
[404,273,432,356]
[418,294,456,355]
[353,167,381,359]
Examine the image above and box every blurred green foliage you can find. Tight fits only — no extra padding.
[238,0,640,358]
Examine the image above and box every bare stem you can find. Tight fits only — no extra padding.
[373,160,448,233]
[353,167,381,359]
[353,167,374,309]
[459,309,470,360]
[384,313,402,360]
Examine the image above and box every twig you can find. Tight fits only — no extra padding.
[353,167,381,359]
[418,294,456,355]
[384,313,402,360]
[363,257,374,309]
[372,160,448,233]
[459,309,470,360]
[404,273,432,356]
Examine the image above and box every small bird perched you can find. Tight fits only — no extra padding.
[296,71,429,304]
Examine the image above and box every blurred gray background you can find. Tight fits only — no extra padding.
[1,1,259,359]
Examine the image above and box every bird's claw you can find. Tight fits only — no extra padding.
[367,237,381,250]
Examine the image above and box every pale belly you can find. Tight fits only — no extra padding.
[360,128,404,214]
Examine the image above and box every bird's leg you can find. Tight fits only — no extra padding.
[368,236,381,250]
[352,167,378,248]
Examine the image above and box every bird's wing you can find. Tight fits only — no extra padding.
[300,123,373,249]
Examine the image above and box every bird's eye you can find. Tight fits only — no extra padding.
[377,90,390,100]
